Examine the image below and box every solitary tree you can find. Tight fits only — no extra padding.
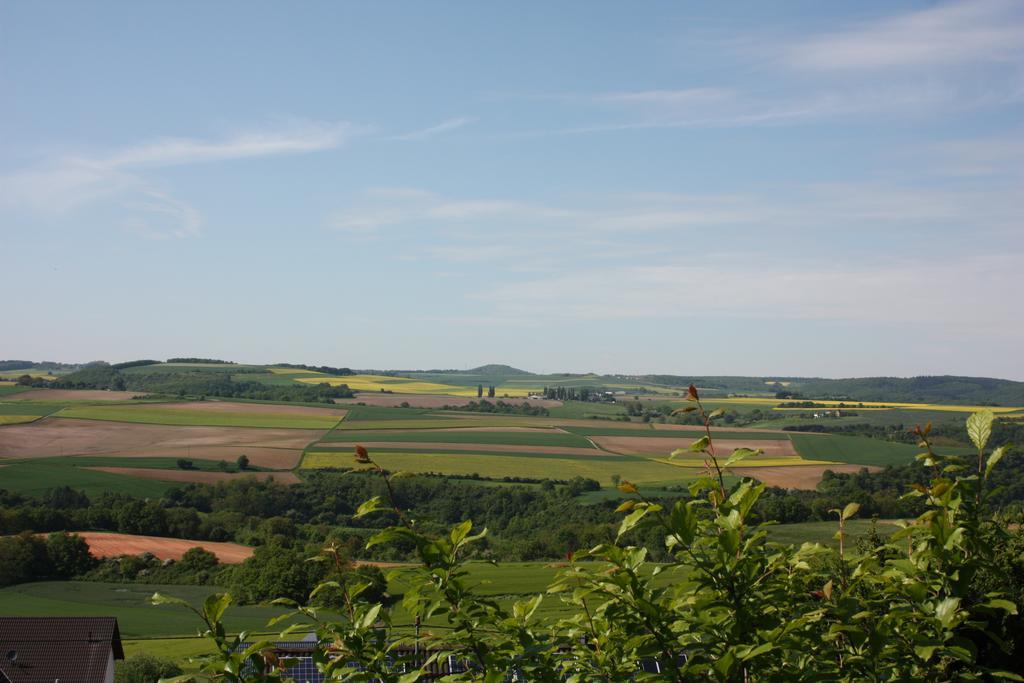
[477,384,483,398]
[236,454,250,471]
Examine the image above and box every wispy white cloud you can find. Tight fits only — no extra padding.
[785,0,1024,71]
[0,120,364,239]
[390,117,476,141]
[467,254,1024,331]
[95,121,361,168]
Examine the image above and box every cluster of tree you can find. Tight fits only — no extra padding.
[0,531,95,587]
[271,363,354,376]
[438,400,549,416]
[0,360,77,372]
[542,386,613,401]
[175,455,249,472]
[48,365,354,403]
[85,547,222,585]
[111,359,161,370]
[476,384,497,398]
[166,358,236,364]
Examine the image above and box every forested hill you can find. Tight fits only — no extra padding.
[630,374,1024,405]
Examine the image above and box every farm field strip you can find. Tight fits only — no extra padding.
[319,429,595,448]
[84,466,301,485]
[304,450,694,485]
[303,449,642,469]
[656,456,836,468]
[731,464,882,491]
[72,532,254,563]
[54,404,342,429]
[312,441,608,456]
[566,426,793,439]
[590,435,801,458]
[0,414,42,425]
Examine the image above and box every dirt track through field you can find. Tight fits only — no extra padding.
[0,417,323,468]
[316,442,607,456]
[730,464,881,490]
[592,436,798,457]
[74,532,254,563]
[7,389,150,401]
[85,467,301,485]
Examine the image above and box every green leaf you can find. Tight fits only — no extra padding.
[150,592,190,608]
[915,644,939,661]
[983,598,1019,615]
[935,597,961,629]
[986,445,1009,480]
[202,593,231,626]
[966,410,994,451]
[450,519,473,546]
[366,526,419,549]
[841,502,860,522]
[358,603,383,629]
[355,496,388,518]
[723,447,761,468]
[707,408,725,420]
[689,436,710,453]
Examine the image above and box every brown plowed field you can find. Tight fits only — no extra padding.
[730,464,880,490]
[86,467,301,485]
[592,436,798,457]
[0,418,323,469]
[334,393,562,408]
[8,389,149,401]
[75,532,254,563]
[153,401,347,417]
[317,442,605,456]
[339,426,561,434]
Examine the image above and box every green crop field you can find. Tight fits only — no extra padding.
[304,449,692,485]
[562,426,793,440]
[337,405,440,421]
[545,401,626,419]
[0,462,176,497]
[0,582,292,638]
[789,433,921,466]
[54,404,342,429]
[320,429,595,448]
[763,519,901,547]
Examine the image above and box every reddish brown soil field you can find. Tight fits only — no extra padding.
[0,417,322,469]
[730,464,881,490]
[320,442,605,456]
[74,532,254,563]
[154,401,347,417]
[86,467,301,485]
[592,436,798,457]
[8,389,149,401]
[334,393,562,408]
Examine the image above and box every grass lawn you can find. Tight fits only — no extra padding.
[54,404,341,430]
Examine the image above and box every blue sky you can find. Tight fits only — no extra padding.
[1,1,1022,379]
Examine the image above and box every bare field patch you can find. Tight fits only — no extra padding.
[730,464,881,490]
[8,389,149,401]
[0,418,323,464]
[74,532,253,563]
[85,467,301,485]
[650,423,795,435]
[592,435,799,458]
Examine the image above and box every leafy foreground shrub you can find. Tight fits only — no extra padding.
[155,391,1022,681]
